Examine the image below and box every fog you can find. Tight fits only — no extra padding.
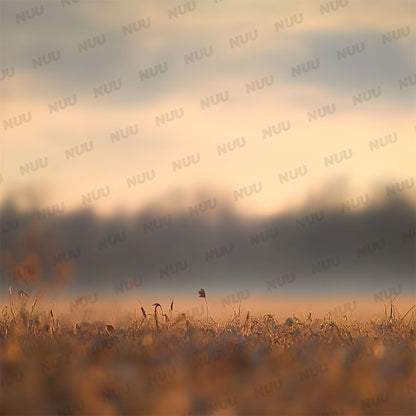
[1,183,414,307]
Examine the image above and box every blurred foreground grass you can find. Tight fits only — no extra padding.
[1,290,415,416]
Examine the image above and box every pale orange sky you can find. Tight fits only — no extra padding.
[31,292,416,324]
[1,0,415,216]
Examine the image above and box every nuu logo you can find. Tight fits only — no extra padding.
[263,120,291,139]
[65,140,94,160]
[16,4,44,23]
[8,263,37,282]
[398,73,416,90]
[184,46,213,64]
[148,367,176,387]
[37,202,65,220]
[246,75,274,94]
[160,259,188,278]
[324,149,352,167]
[33,50,61,69]
[382,25,410,44]
[374,284,401,303]
[98,231,126,251]
[386,177,414,196]
[122,18,151,36]
[189,198,217,216]
[1,218,19,234]
[221,289,250,307]
[296,210,324,230]
[300,363,328,381]
[402,226,415,243]
[168,1,196,19]
[70,294,97,313]
[200,90,229,110]
[82,186,110,205]
[205,243,234,262]
[1,367,23,387]
[209,395,237,413]
[312,255,340,274]
[234,181,262,201]
[93,79,122,98]
[275,13,303,32]
[292,58,320,77]
[254,379,282,399]
[217,136,245,156]
[143,215,172,233]
[78,34,106,53]
[126,169,156,188]
[172,152,200,172]
[20,157,48,176]
[0,66,15,81]
[3,112,31,131]
[337,42,365,60]
[49,95,77,114]
[110,124,138,143]
[279,165,307,184]
[330,300,356,318]
[369,132,398,151]
[320,0,349,15]
[341,194,369,212]
[249,226,278,246]
[357,239,385,258]
[308,104,336,122]
[114,276,143,295]
[267,272,295,291]
[52,247,80,265]
[155,107,184,126]
[229,29,258,48]
[352,86,381,106]
[362,393,389,409]
[139,62,168,81]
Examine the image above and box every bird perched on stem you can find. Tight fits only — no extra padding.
[198,289,209,324]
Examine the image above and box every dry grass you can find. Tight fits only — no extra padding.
[1,289,415,416]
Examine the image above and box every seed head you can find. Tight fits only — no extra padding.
[105,324,115,335]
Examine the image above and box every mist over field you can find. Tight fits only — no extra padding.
[1,183,414,307]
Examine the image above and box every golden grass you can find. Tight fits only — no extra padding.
[1,289,415,416]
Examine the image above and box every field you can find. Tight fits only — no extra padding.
[1,291,415,416]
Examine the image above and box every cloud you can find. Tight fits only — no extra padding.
[1,0,414,217]
[2,0,414,107]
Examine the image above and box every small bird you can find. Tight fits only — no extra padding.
[198,289,206,298]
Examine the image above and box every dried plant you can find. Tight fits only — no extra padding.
[198,288,209,324]
[1,289,415,416]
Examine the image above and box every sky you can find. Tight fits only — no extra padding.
[1,0,415,218]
